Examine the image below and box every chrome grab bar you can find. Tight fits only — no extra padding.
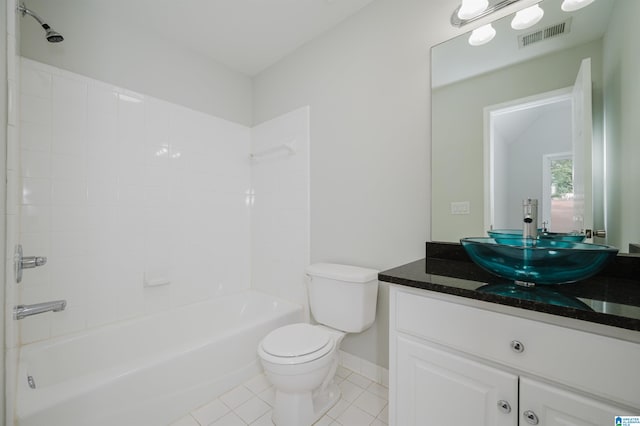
[14,300,67,320]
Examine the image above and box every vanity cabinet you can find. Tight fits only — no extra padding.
[389,287,640,426]
[396,335,518,425]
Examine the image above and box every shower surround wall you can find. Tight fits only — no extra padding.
[17,58,253,343]
[250,106,310,317]
[6,1,21,423]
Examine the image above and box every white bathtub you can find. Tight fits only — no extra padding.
[15,290,303,426]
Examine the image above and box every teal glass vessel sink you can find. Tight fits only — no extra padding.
[460,237,618,285]
[487,229,585,243]
[539,231,586,243]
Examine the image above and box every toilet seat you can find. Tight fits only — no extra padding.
[259,324,334,365]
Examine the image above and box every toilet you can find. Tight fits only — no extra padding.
[257,263,379,426]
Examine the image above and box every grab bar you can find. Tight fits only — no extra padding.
[14,300,67,320]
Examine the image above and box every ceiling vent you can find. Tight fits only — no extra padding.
[518,18,572,48]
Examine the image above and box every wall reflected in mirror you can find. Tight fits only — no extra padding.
[431,0,640,254]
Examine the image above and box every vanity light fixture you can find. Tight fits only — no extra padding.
[451,0,521,27]
[457,0,489,20]
[561,0,595,12]
[468,23,497,46]
[511,4,544,30]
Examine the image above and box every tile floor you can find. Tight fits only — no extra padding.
[170,366,389,426]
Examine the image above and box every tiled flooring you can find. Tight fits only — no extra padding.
[170,366,389,426]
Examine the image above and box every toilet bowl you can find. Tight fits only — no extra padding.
[257,263,379,426]
[258,323,345,426]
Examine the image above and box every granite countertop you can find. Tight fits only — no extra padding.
[379,243,640,332]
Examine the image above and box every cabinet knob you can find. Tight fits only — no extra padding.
[523,410,539,425]
[510,340,525,353]
[497,400,511,414]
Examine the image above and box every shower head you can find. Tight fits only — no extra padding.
[18,2,64,43]
[44,28,64,43]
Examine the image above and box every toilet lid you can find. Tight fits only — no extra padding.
[261,324,331,358]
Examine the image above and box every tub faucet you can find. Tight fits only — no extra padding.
[523,198,538,239]
[14,300,67,320]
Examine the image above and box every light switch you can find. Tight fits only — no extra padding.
[451,201,470,215]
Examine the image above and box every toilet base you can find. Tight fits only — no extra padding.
[272,382,341,426]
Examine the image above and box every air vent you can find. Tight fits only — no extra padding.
[518,18,572,48]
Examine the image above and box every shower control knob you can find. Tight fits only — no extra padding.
[21,256,47,269]
[14,245,48,284]
[510,340,525,353]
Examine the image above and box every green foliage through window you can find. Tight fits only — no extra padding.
[551,159,573,198]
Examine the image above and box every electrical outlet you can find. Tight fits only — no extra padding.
[451,201,470,215]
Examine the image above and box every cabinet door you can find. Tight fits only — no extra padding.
[395,335,518,426]
[519,377,634,425]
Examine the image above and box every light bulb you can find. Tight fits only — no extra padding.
[511,4,545,30]
[458,0,489,20]
[468,23,496,46]
[561,0,595,12]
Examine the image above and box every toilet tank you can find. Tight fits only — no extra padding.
[306,263,379,333]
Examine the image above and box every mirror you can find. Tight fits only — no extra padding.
[431,0,640,254]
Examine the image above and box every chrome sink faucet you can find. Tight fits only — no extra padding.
[523,198,538,239]
[14,300,67,320]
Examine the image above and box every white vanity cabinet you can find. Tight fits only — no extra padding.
[396,335,519,425]
[389,286,640,426]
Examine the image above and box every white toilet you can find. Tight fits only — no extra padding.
[257,263,379,426]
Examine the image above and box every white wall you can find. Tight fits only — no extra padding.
[19,0,253,126]
[251,0,465,368]
[251,106,310,318]
[603,0,640,252]
[17,59,252,344]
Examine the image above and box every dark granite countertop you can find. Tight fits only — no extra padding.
[379,243,640,332]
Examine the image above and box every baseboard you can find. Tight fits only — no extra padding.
[338,350,389,388]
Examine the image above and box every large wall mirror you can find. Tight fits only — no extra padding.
[431,0,640,254]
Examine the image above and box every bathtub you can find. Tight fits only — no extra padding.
[15,290,303,426]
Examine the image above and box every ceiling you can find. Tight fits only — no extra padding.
[493,99,571,142]
[79,0,377,76]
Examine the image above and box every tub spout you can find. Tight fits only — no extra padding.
[14,300,67,320]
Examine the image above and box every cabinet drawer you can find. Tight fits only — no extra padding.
[394,288,640,409]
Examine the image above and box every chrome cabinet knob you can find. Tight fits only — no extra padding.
[497,400,511,414]
[510,340,525,353]
[523,410,539,425]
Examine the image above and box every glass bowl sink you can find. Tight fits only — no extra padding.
[460,237,618,285]
[487,229,585,243]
